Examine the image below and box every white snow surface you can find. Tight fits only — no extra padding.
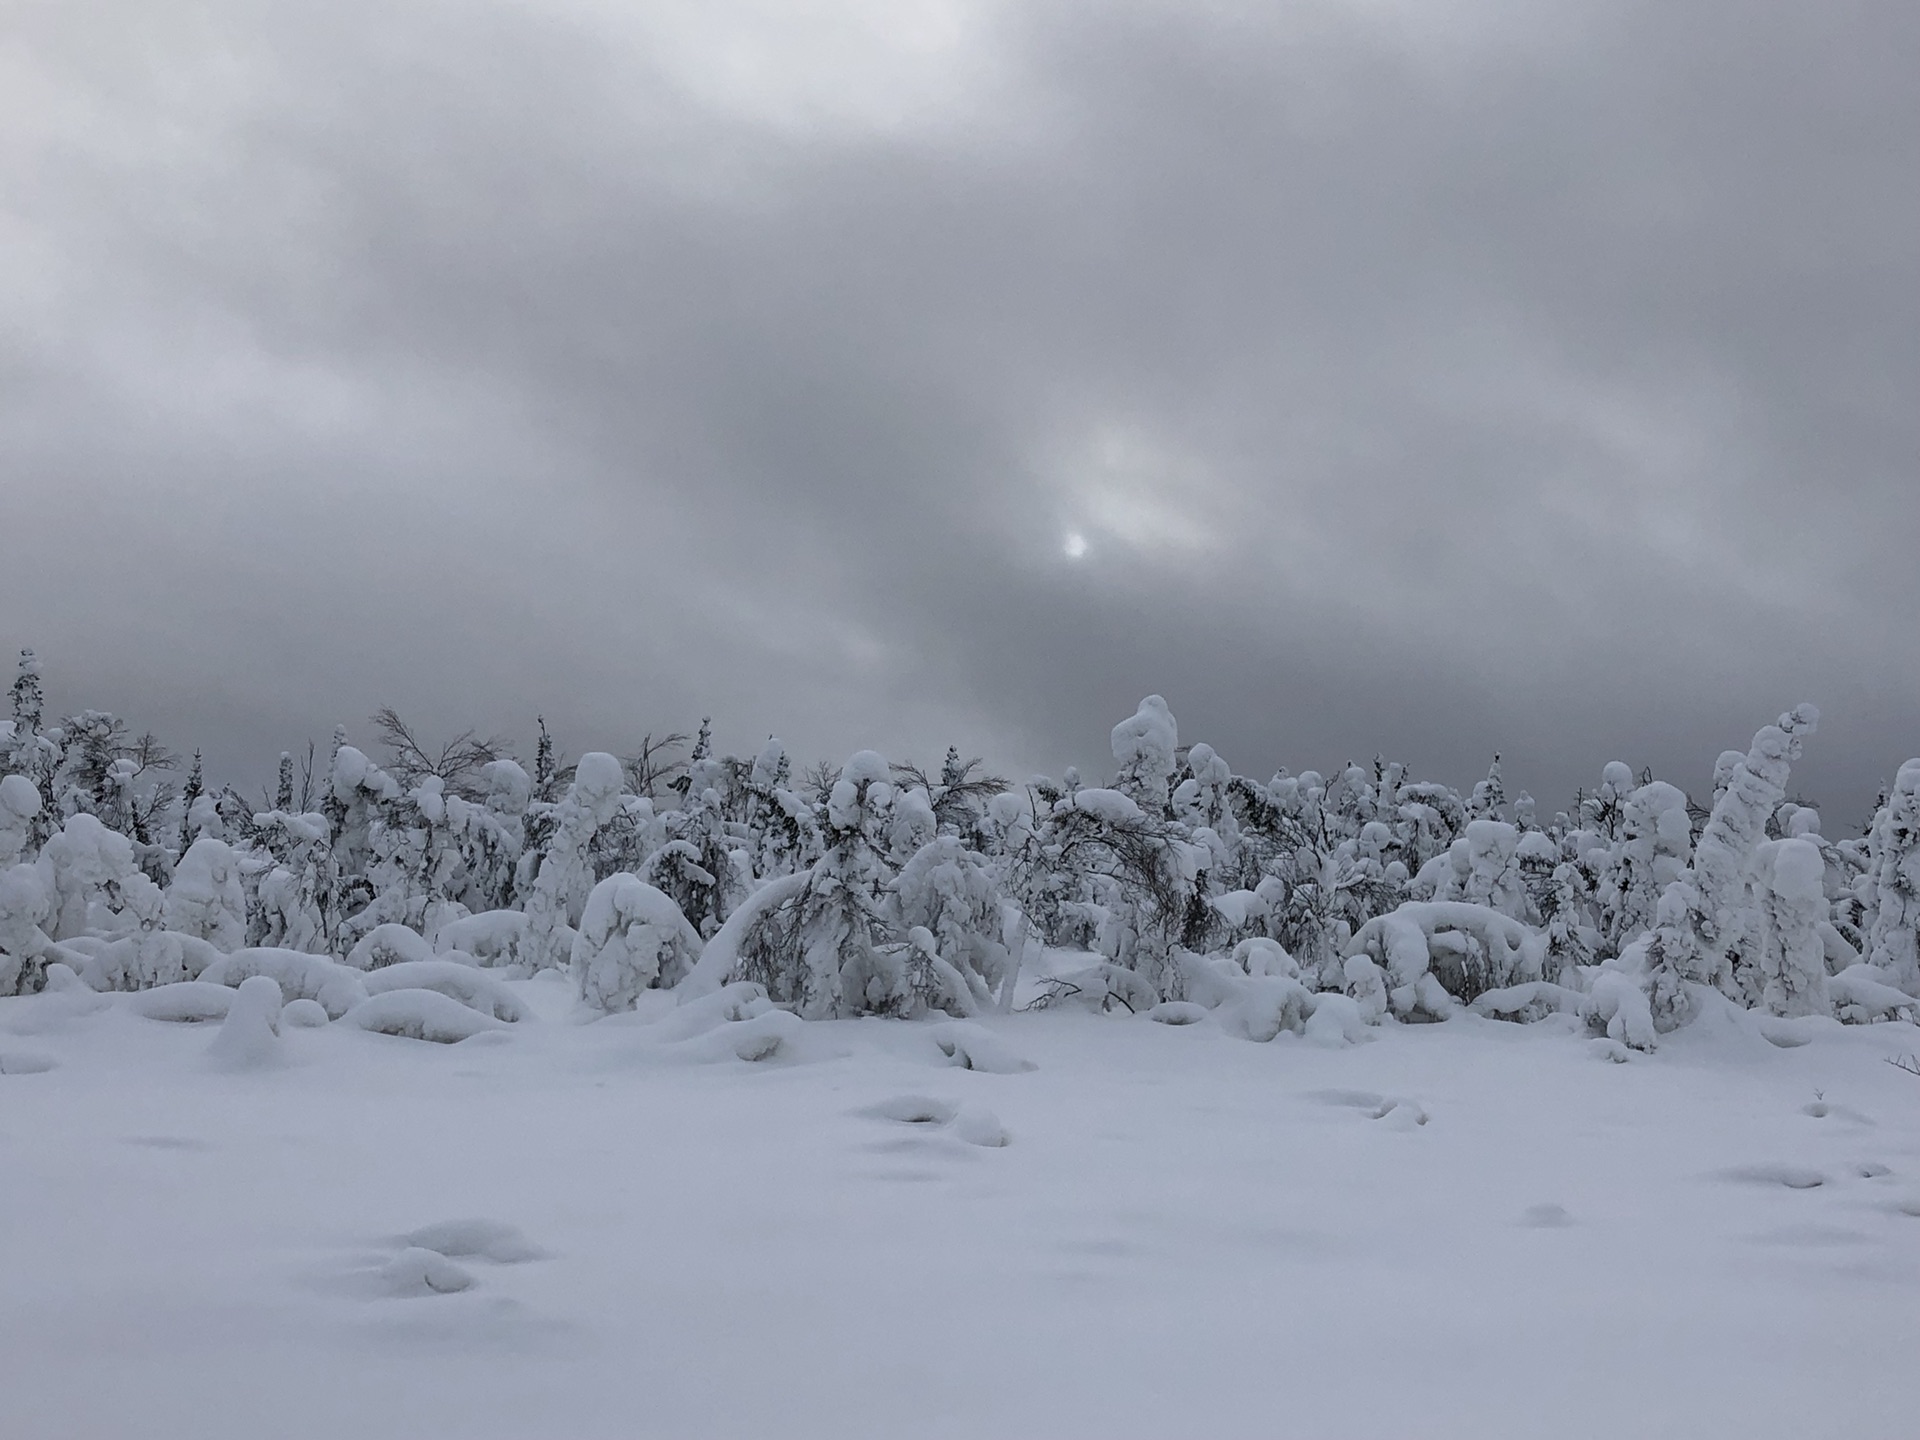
[1,961,1916,1439]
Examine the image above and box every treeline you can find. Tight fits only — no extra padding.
[3,648,1917,1051]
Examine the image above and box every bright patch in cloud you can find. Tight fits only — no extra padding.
[1062,531,1089,560]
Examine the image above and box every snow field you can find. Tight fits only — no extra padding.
[3,968,1918,1440]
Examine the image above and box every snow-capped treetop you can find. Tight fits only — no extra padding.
[0,773,41,866]
[569,752,626,825]
[482,758,532,819]
[751,738,787,790]
[1864,757,1920,989]
[1110,695,1177,806]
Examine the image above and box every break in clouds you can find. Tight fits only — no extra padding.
[3,0,1916,820]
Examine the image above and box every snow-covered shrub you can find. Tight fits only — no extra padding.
[1752,837,1831,1018]
[1585,967,1657,1051]
[0,773,41,866]
[432,909,530,970]
[1828,963,1919,1024]
[341,989,508,1043]
[1690,705,1819,997]
[39,813,150,941]
[1863,759,1920,993]
[74,928,221,992]
[572,874,703,1014]
[362,960,527,1022]
[1601,780,1693,947]
[1109,695,1178,812]
[164,837,248,952]
[198,948,370,1018]
[1345,901,1547,1018]
[890,836,1021,1016]
[249,810,334,954]
[345,922,435,971]
[522,752,626,972]
[131,980,236,1023]
[1624,706,1819,1032]
[0,862,54,996]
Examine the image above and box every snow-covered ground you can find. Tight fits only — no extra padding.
[4,967,1917,1440]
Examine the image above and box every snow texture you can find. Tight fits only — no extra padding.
[340,989,510,1044]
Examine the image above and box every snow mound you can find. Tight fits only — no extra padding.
[433,910,529,970]
[73,931,223,992]
[1721,1163,1828,1190]
[1302,993,1369,1047]
[649,983,773,1042]
[346,923,435,972]
[199,949,370,1019]
[1148,1001,1208,1026]
[0,1049,59,1074]
[363,961,527,1022]
[572,874,702,1013]
[674,1008,802,1063]
[342,990,510,1044]
[860,1092,1007,1145]
[400,1219,545,1264]
[1828,964,1918,1023]
[951,1104,1010,1147]
[376,1246,478,1297]
[207,974,284,1069]
[131,981,235,1023]
[282,998,330,1028]
[929,1020,1036,1073]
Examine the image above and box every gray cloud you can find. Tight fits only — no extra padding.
[3,0,1915,822]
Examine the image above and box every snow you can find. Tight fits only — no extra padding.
[346,922,437,972]
[2,971,1916,1438]
[361,960,529,1023]
[198,949,371,1019]
[205,973,284,1070]
[339,988,511,1044]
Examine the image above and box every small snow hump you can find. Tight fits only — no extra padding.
[376,1246,478,1298]
[1520,1203,1574,1228]
[341,989,509,1044]
[281,997,330,1028]
[207,974,283,1070]
[951,1104,1010,1148]
[1721,1163,1827,1190]
[400,1219,545,1264]
[930,1021,1036,1074]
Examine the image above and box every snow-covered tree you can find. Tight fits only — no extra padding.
[1752,836,1831,1018]
[1863,759,1920,992]
[572,874,703,1013]
[522,752,627,971]
[164,837,248,952]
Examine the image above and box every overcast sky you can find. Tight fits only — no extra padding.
[4,0,1916,823]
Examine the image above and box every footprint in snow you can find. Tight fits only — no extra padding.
[342,1218,547,1300]
[0,1050,58,1075]
[1801,1100,1875,1125]
[1720,1163,1828,1190]
[859,1094,1010,1147]
[377,1247,479,1297]
[929,1021,1036,1074]
[1306,1089,1429,1127]
[1520,1203,1574,1228]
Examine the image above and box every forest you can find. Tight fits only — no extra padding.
[3,646,1917,1051]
